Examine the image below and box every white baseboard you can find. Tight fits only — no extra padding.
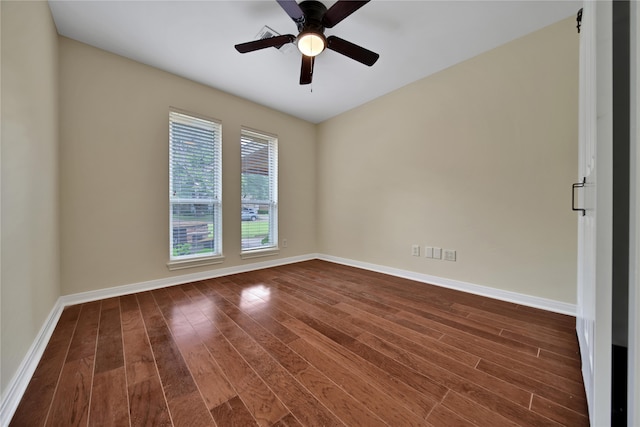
[1,252,575,426]
[59,253,318,307]
[317,254,577,316]
[0,302,65,427]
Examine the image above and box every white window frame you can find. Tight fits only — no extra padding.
[240,128,278,258]
[167,109,223,270]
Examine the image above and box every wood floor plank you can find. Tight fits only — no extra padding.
[283,317,439,420]
[12,260,589,427]
[531,394,590,426]
[441,391,520,427]
[196,327,290,427]
[276,268,404,318]
[202,286,310,377]
[154,287,237,411]
[243,281,450,407]
[264,268,396,315]
[463,309,579,345]
[441,329,583,385]
[45,302,101,427]
[499,329,580,360]
[285,307,450,403]
[170,392,218,427]
[136,292,214,426]
[175,334,237,410]
[335,301,479,367]
[293,365,388,427]
[288,337,430,426]
[293,262,484,320]
[219,277,432,426]
[391,310,541,357]
[136,292,197,400]
[88,301,129,426]
[64,301,102,362]
[210,396,258,427]
[217,279,299,344]
[45,357,95,427]
[121,311,160,385]
[127,379,173,427]
[494,303,577,331]
[271,413,304,427]
[332,300,444,341]
[120,295,172,426]
[357,331,532,408]
[427,402,477,426]
[89,367,129,426]
[539,348,582,371]
[209,304,344,426]
[94,302,125,375]
[472,343,585,398]
[476,359,588,414]
[184,283,291,427]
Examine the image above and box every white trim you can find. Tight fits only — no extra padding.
[167,255,225,271]
[61,253,317,307]
[1,252,578,426]
[317,254,577,316]
[629,0,640,423]
[240,248,280,260]
[0,302,65,427]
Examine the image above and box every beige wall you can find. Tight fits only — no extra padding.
[59,37,317,295]
[317,18,579,303]
[1,1,60,392]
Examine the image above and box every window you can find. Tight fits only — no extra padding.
[169,110,222,268]
[241,129,278,254]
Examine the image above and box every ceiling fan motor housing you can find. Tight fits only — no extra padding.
[298,1,327,33]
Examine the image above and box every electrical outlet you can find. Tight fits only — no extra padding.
[411,245,420,257]
[282,238,287,248]
[433,247,442,259]
[425,246,434,258]
[443,249,456,261]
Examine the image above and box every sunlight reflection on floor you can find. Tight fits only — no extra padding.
[240,284,271,311]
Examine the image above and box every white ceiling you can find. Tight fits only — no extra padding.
[48,0,580,123]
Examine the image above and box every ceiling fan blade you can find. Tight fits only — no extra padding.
[276,0,305,25]
[235,34,295,53]
[300,55,314,85]
[322,0,369,28]
[326,36,379,66]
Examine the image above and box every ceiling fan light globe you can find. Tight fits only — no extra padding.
[297,32,326,57]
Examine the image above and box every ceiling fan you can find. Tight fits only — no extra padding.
[235,0,379,85]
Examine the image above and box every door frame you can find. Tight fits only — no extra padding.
[576,1,613,425]
[629,0,639,424]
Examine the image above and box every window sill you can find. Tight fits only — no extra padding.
[167,255,225,271]
[240,248,279,260]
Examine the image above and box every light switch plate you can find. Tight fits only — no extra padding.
[444,249,456,261]
[425,246,434,258]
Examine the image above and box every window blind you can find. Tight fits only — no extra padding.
[169,110,222,260]
[241,129,278,251]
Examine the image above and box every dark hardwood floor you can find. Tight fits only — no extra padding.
[10,260,589,426]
